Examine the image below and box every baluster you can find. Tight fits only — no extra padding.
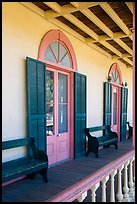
[77,191,87,202]
[90,182,100,202]
[110,169,117,202]
[128,157,135,198]
[101,175,109,202]
[123,161,130,202]
[116,164,124,202]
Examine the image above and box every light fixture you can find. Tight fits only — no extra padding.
[125,82,128,87]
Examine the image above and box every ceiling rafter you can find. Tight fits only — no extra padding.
[100,2,133,40]
[20,2,133,68]
[125,2,133,14]
[43,2,61,13]
[44,2,99,19]
[63,13,99,41]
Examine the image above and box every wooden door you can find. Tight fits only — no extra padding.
[46,68,70,165]
[111,85,120,140]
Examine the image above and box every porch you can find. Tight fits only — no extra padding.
[2,139,134,202]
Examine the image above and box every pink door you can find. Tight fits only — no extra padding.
[46,68,70,165]
[111,85,120,141]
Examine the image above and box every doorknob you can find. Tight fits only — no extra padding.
[57,134,60,137]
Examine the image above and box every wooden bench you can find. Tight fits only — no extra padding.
[2,137,48,183]
[85,125,118,158]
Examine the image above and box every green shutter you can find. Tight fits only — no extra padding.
[27,57,46,155]
[103,82,112,135]
[74,72,87,158]
[120,87,128,141]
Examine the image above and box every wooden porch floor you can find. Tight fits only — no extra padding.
[2,139,133,202]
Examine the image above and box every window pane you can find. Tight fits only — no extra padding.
[50,41,58,61]
[60,43,71,67]
[61,54,71,68]
[45,46,56,63]
[58,73,68,103]
[113,92,117,125]
[59,43,67,61]
[58,73,68,133]
[58,104,68,133]
[46,70,54,136]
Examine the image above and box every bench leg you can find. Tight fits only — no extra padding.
[85,150,90,157]
[40,168,48,183]
[114,142,118,149]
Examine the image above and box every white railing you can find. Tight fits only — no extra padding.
[47,150,135,202]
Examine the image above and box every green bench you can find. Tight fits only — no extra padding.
[2,137,48,183]
[85,125,118,158]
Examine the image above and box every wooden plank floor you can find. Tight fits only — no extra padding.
[2,139,133,202]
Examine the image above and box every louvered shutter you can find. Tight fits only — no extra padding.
[27,57,46,155]
[120,87,128,141]
[103,82,112,135]
[74,72,87,158]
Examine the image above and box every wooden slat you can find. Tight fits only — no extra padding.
[88,125,107,132]
[43,2,61,13]
[100,3,132,39]
[125,2,133,14]
[2,138,29,150]
[63,13,99,41]
[81,8,113,38]
[44,3,99,19]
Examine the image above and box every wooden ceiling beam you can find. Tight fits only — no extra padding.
[100,41,123,58]
[100,2,133,38]
[70,2,99,9]
[114,38,132,55]
[87,42,112,58]
[43,2,61,13]
[49,18,85,42]
[125,2,133,14]
[63,13,99,41]
[86,31,131,43]
[81,8,113,38]
[44,3,98,19]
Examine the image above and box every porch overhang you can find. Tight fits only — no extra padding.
[20,2,133,69]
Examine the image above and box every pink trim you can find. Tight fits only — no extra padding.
[132,3,135,149]
[38,30,77,71]
[111,86,121,142]
[47,150,135,202]
[108,63,122,85]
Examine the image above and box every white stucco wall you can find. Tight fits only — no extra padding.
[2,2,133,162]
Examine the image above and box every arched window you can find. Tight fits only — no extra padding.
[108,63,122,85]
[45,41,71,68]
[38,30,77,71]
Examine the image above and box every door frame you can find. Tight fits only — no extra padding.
[46,64,74,165]
[111,83,121,142]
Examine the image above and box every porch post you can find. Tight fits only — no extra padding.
[132,2,135,149]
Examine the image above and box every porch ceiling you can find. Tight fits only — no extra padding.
[24,2,133,68]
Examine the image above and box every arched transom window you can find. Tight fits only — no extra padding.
[108,63,122,85]
[45,41,71,68]
[38,30,77,71]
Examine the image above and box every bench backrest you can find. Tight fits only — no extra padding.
[85,125,110,136]
[2,138,29,151]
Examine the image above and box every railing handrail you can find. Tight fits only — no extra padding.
[47,150,135,202]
